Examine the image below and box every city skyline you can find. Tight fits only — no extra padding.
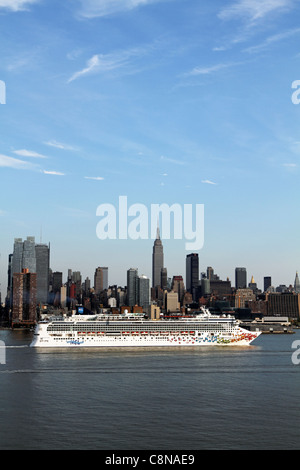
[1,0,300,296]
[1,232,298,301]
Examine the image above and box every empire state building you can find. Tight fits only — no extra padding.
[152,225,164,288]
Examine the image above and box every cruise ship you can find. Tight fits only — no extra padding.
[30,307,261,348]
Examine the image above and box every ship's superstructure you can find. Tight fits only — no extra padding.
[30,307,260,347]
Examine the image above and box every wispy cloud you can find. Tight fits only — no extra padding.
[84,176,104,180]
[187,63,229,76]
[68,55,102,83]
[6,54,35,72]
[244,27,300,53]
[201,180,217,185]
[67,48,147,83]
[43,170,65,176]
[218,0,293,23]
[186,62,242,76]
[0,154,33,169]
[213,46,227,52]
[76,0,163,19]
[13,149,48,159]
[160,155,185,165]
[0,0,40,12]
[282,163,297,167]
[212,2,296,53]
[44,140,78,151]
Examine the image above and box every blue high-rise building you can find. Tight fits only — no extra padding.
[127,268,139,306]
[138,275,150,308]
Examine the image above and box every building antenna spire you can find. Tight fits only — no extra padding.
[156,216,160,239]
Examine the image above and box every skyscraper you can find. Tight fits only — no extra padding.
[264,276,272,292]
[138,275,150,308]
[235,267,247,289]
[22,236,36,273]
[10,236,48,307]
[201,274,211,296]
[84,277,91,294]
[72,271,82,300]
[207,266,214,280]
[11,238,23,276]
[186,253,199,300]
[35,243,50,304]
[94,267,103,295]
[294,272,300,294]
[127,268,138,306]
[12,269,37,324]
[6,253,13,306]
[51,271,62,305]
[161,267,168,290]
[101,267,108,290]
[152,225,164,288]
[248,275,257,293]
[171,275,185,305]
[94,267,108,294]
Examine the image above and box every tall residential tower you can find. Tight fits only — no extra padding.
[9,237,50,307]
[186,253,199,301]
[35,243,50,304]
[127,268,139,306]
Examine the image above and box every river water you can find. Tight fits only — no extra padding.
[0,329,299,450]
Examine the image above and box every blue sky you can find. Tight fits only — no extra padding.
[1,0,300,295]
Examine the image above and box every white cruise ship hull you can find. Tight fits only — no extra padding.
[30,312,261,348]
[30,334,260,348]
